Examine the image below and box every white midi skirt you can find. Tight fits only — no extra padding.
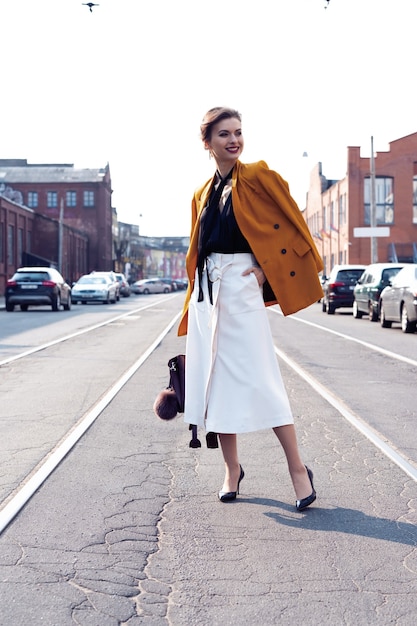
[184,252,294,434]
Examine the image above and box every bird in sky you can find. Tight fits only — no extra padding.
[82,2,99,12]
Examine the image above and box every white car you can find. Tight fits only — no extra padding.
[72,274,117,304]
[89,271,120,300]
[131,279,171,294]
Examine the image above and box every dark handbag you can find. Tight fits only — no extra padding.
[153,355,185,420]
[153,354,218,449]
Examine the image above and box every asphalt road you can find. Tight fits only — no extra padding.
[0,295,417,625]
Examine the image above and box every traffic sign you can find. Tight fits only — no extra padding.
[353,227,390,238]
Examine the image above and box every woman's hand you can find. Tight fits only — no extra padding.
[242,266,266,286]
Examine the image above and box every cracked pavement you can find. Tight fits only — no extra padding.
[1,331,417,625]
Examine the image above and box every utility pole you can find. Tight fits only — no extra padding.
[370,136,378,263]
[58,197,64,273]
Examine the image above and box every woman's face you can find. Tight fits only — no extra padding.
[205,117,244,171]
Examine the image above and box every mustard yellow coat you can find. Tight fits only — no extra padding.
[178,160,323,336]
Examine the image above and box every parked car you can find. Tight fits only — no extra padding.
[322,264,367,314]
[114,273,131,297]
[131,279,171,294]
[175,278,188,290]
[72,274,118,304]
[379,264,417,333]
[89,271,120,300]
[160,278,177,292]
[5,267,72,312]
[353,263,404,321]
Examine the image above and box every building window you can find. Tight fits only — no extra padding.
[7,224,14,265]
[364,177,394,225]
[47,191,58,208]
[339,193,346,227]
[413,176,417,224]
[28,191,38,208]
[322,207,327,231]
[83,190,95,207]
[66,191,77,207]
[330,201,335,229]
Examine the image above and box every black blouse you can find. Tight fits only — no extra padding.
[205,192,252,255]
[197,170,252,302]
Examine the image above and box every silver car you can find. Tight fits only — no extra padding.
[114,273,131,297]
[379,264,417,333]
[131,279,171,294]
[72,274,118,304]
[89,271,120,300]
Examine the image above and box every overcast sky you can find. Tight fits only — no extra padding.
[1,0,416,236]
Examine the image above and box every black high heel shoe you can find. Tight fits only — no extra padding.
[296,466,316,511]
[218,465,245,502]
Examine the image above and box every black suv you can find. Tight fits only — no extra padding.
[5,267,72,312]
[353,263,404,321]
[322,265,366,314]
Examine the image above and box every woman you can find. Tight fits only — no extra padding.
[178,107,323,510]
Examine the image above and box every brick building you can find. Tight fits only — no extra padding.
[304,132,417,277]
[0,159,113,291]
[0,195,34,294]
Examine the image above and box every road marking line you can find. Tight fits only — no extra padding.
[0,295,177,367]
[0,311,181,534]
[275,345,417,482]
[269,307,417,368]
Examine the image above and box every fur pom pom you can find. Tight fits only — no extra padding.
[153,388,179,420]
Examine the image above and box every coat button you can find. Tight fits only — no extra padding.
[273,224,280,229]
[281,248,287,254]
[290,271,296,276]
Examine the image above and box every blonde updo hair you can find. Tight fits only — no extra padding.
[200,107,242,143]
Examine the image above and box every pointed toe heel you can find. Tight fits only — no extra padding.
[296,466,316,512]
[218,465,245,502]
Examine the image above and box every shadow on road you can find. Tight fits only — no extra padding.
[239,497,417,546]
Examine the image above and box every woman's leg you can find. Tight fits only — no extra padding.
[273,425,313,500]
[218,433,242,492]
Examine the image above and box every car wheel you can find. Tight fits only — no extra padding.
[104,294,110,304]
[353,301,363,319]
[81,301,87,305]
[327,303,335,314]
[51,294,61,311]
[111,293,117,303]
[6,302,15,312]
[380,302,392,328]
[63,295,71,311]
[401,305,417,334]
[143,288,150,294]
[369,302,378,322]
[20,304,29,311]
[163,288,170,293]
[322,300,327,313]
